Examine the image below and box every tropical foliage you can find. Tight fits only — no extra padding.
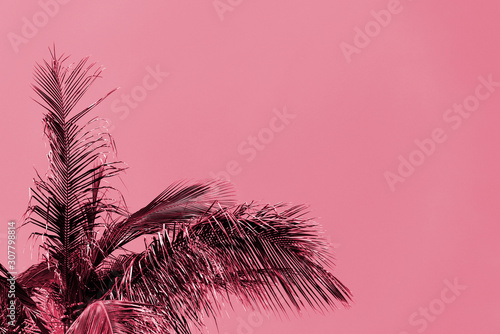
[0,48,351,334]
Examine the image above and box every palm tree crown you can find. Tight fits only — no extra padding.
[0,48,351,334]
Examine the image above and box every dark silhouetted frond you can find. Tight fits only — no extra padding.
[110,202,351,330]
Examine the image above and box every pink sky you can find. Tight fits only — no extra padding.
[1,0,500,333]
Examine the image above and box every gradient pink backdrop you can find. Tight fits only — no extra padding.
[1,1,500,333]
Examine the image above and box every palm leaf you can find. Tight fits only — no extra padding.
[108,202,351,330]
[25,46,125,330]
[0,264,50,334]
[2,48,351,333]
[93,179,235,267]
[66,301,169,334]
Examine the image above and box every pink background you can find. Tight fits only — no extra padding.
[1,0,500,333]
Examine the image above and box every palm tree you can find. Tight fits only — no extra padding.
[0,48,351,334]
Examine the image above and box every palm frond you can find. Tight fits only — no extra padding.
[93,179,235,267]
[6,48,351,333]
[109,202,351,328]
[66,300,172,334]
[0,264,50,334]
[25,47,124,311]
